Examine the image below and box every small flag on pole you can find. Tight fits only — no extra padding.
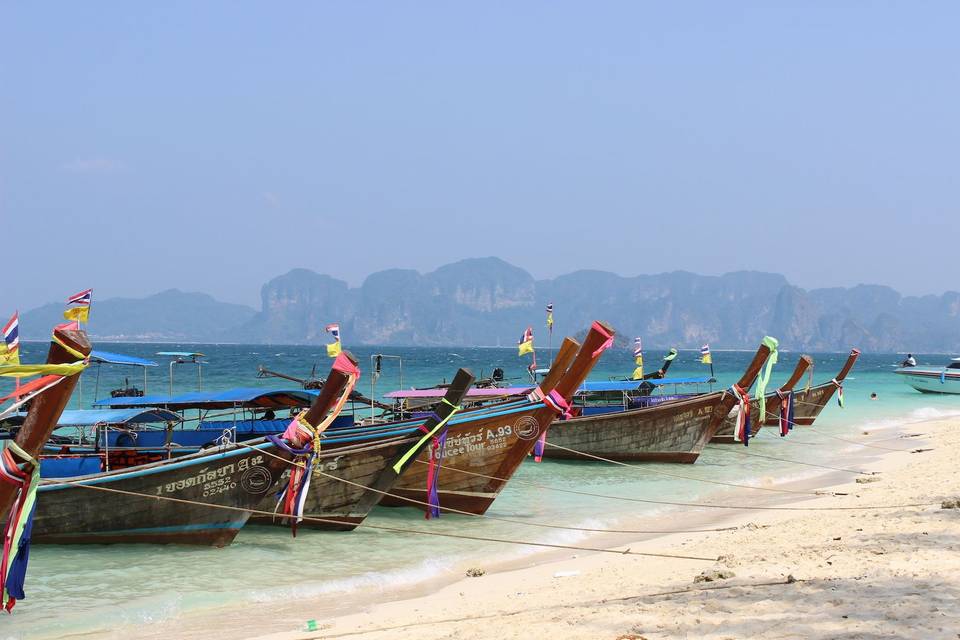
[325,323,342,357]
[63,306,90,323]
[545,303,554,332]
[64,288,93,326]
[66,289,93,306]
[1,312,20,365]
[518,326,534,356]
[632,337,643,380]
[700,344,712,365]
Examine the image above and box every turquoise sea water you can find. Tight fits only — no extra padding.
[2,343,959,639]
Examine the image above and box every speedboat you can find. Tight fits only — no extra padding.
[895,358,960,394]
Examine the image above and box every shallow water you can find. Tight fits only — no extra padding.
[2,344,958,639]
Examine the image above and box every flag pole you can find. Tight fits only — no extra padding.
[13,310,20,394]
[548,328,553,365]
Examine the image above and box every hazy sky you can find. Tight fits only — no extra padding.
[3,2,958,312]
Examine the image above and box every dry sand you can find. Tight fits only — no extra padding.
[247,416,960,640]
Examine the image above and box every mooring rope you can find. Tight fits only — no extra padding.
[805,426,924,452]
[55,480,716,562]
[705,443,873,475]
[541,442,847,495]
[413,459,937,512]
[234,441,739,536]
[739,412,927,454]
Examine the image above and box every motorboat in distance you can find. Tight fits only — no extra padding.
[895,358,960,394]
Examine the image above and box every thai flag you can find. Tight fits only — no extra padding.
[66,289,92,305]
[633,337,642,358]
[519,327,533,344]
[325,323,340,341]
[3,312,18,353]
[701,345,710,357]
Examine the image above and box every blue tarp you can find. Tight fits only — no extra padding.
[646,376,714,386]
[93,387,317,409]
[40,456,103,479]
[43,408,182,427]
[89,350,159,367]
[579,377,714,393]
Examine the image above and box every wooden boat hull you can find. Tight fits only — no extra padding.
[789,382,840,426]
[34,441,289,546]
[383,402,550,514]
[252,435,419,531]
[540,392,727,464]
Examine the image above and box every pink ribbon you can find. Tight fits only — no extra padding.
[590,321,615,358]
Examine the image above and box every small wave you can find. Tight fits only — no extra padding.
[906,406,960,421]
[247,556,460,603]
[855,405,960,433]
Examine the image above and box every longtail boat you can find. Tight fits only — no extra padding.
[788,348,860,426]
[381,323,614,515]
[60,325,614,521]
[0,327,90,512]
[711,354,814,443]
[29,353,364,545]
[536,337,778,463]
[0,327,90,610]
[252,363,477,530]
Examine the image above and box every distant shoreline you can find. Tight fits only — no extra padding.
[13,339,924,356]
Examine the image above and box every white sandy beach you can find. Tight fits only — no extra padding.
[123,413,960,640]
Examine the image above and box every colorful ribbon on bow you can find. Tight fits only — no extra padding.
[274,354,360,535]
[526,386,575,463]
[424,430,450,520]
[754,336,779,423]
[832,378,845,408]
[777,389,794,437]
[0,362,87,378]
[590,322,615,358]
[533,430,548,463]
[0,442,40,612]
[730,384,752,446]
[392,398,462,474]
[543,389,573,419]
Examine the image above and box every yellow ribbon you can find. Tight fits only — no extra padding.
[0,361,88,378]
[51,333,88,361]
[392,398,462,474]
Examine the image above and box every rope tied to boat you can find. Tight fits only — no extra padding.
[729,384,752,446]
[775,389,795,437]
[0,442,40,612]
[831,378,845,408]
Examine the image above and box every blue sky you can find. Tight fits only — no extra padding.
[2,2,957,311]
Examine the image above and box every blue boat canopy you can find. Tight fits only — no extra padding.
[89,350,159,367]
[93,387,316,410]
[646,376,715,386]
[578,376,714,393]
[50,408,181,427]
[156,351,205,357]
